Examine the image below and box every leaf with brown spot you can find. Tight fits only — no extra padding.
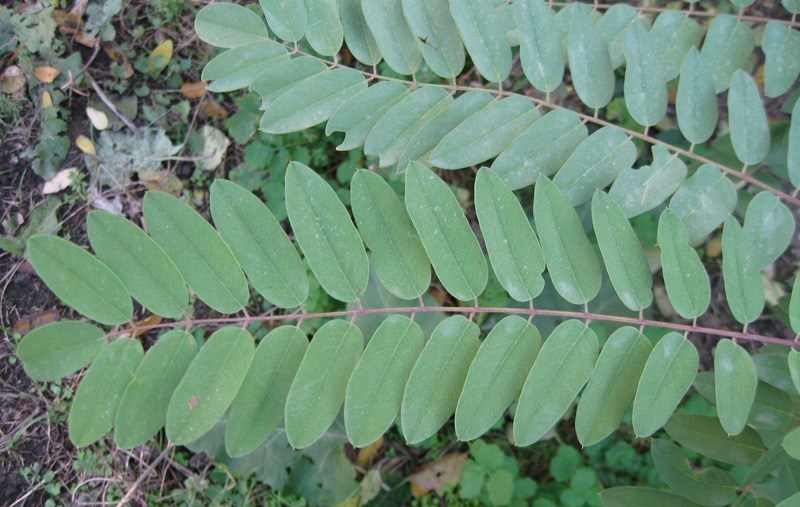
[181,82,207,99]
[12,310,60,336]
[407,452,468,497]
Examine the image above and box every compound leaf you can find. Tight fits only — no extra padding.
[115,331,197,450]
[728,70,770,166]
[259,0,307,42]
[166,327,255,445]
[87,210,187,319]
[449,0,512,83]
[285,320,363,449]
[402,316,480,444]
[475,167,545,302]
[211,179,308,308]
[345,315,424,447]
[406,162,487,301]
[592,191,653,312]
[609,145,688,219]
[651,440,738,507]
[226,326,307,457]
[17,321,106,382]
[575,327,651,447]
[286,161,369,302]
[69,338,142,447]
[514,320,599,446]
[676,48,719,145]
[632,332,698,438]
[430,96,540,170]
[715,338,757,436]
[195,3,269,48]
[456,316,541,441]
[515,0,563,93]
[28,234,133,325]
[722,216,764,325]
[665,413,763,465]
[362,0,421,75]
[351,169,430,300]
[669,164,737,244]
[143,191,249,314]
[491,109,587,191]
[700,14,755,93]
[534,176,601,305]
[762,21,800,98]
[553,126,637,206]
[402,0,465,79]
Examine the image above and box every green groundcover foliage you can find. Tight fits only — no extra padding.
[15,0,800,505]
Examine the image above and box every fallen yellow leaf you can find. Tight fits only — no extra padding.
[42,90,53,108]
[201,98,229,119]
[86,106,109,130]
[125,314,164,337]
[43,167,79,194]
[76,135,96,155]
[148,39,174,73]
[34,66,61,83]
[357,436,383,466]
[0,65,26,94]
[181,81,207,99]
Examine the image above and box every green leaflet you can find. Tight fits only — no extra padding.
[568,8,615,110]
[792,276,800,334]
[785,0,800,13]
[69,338,142,447]
[609,145,688,219]
[790,350,800,395]
[362,0,421,75]
[251,57,327,109]
[648,10,702,81]
[749,381,796,433]
[623,23,667,128]
[632,332,699,438]
[601,487,704,507]
[740,443,790,488]
[143,191,249,314]
[553,3,593,58]
[515,0,563,93]
[405,162,487,301]
[657,210,711,320]
[676,48,719,145]
[259,0,307,43]
[715,338,757,436]
[651,440,738,507]
[344,316,424,447]
[449,0,511,83]
[553,126,637,206]
[302,0,342,56]
[455,316,541,441]
[260,67,367,133]
[491,109,587,191]
[365,86,453,167]
[728,70,770,166]
[201,40,289,93]
[210,179,308,309]
[225,326,307,457]
[592,191,653,311]
[28,234,132,325]
[778,493,800,507]
[700,14,755,93]
[166,327,255,445]
[195,3,269,48]
[351,170,430,300]
[596,4,650,70]
[326,81,408,151]
[730,0,756,7]
[430,96,540,170]
[753,354,800,396]
[534,176,601,305]
[87,210,187,319]
[339,0,381,66]
[285,162,368,303]
[285,320,363,449]
[575,327,651,447]
[514,320,599,446]
[114,331,197,450]
[17,321,106,382]
[791,100,800,188]
[401,316,480,445]
[722,216,764,325]
[669,164,737,244]
[784,427,800,459]
[665,414,764,465]
[743,192,795,270]
[397,91,493,171]
[474,168,545,302]
[763,21,800,98]
[402,0,465,79]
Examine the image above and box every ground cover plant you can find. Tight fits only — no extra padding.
[4,0,800,505]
